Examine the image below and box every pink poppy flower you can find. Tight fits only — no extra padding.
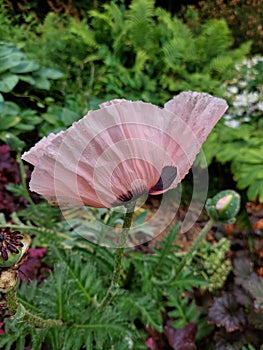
[22,92,227,209]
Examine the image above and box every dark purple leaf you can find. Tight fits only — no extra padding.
[208,293,246,332]
[18,248,47,283]
[213,330,256,350]
[248,310,263,329]
[233,256,253,285]
[0,144,26,216]
[164,322,197,350]
[28,248,46,258]
[233,285,253,308]
[244,274,263,309]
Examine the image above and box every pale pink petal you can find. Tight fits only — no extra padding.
[164,91,228,144]
[99,98,128,109]
[23,92,228,208]
[21,132,58,166]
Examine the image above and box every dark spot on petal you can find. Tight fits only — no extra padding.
[149,166,177,194]
[118,190,133,202]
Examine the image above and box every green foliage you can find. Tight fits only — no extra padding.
[0,203,216,348]
[0,0,250,110]
[0,41,64,143]
[167,294,213,341]
[194,238,232,292]
[202,121,263,202]
[184,0,263,55]
[1,257,136,350]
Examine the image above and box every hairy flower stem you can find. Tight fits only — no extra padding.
[5,286,63,328]
[175,219,214,277]
[99,201,136,308]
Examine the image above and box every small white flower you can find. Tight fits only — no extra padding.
[224,119,241,128]
[257,102,263,111]
[238,81,247,88]
[227,86,238,94]
[247,92,259,104]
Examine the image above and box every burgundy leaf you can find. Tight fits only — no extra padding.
[208,293,246,332]
[248,310,263,329]
[0,144,26,216]
[244,274,263,309]
[28,248,46,258]
[233,285,253,308]
[233,256,253,285]
[214,329,256,350]
[18,248,47,283]
[164,322,197,350]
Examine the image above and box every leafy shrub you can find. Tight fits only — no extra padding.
[0,41,63,142]
[202,56,263,202]
[182,0,263,55]
[0,0,250,108]
[0,210,214,349]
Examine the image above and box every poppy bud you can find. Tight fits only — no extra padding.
[205,190,240,224]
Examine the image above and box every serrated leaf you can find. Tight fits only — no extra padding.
[164,322,197,350]
[248,310,263,330]
[245,275,263,309]
[233,256,253,282]
[208,293,246,332]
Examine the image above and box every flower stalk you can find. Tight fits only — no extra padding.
[99,201,136,308]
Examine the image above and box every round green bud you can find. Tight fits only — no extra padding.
[205,190,241,224]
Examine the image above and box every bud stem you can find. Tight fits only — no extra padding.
[175,219,214,277]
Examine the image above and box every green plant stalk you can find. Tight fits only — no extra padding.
[5,286,63,328]
[99,201,136,308]
[175,219,214,277]
[17,153,35,206]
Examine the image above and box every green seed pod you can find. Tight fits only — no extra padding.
[0,228,31,268]
[205,190,240,224]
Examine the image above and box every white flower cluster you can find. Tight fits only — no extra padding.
[223,56,263,128]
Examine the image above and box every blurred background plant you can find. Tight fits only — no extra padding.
[201,56,263,203]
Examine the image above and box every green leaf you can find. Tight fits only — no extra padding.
[172,271,209,290]
[5,133,25,151]
[38,67,64,79]
[60,108,80,125]
[32,75,50,90]
[0,115,20,130]
[0,55,22,73]
[10,60,40,73]
[0,73,19,92]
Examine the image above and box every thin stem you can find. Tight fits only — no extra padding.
[16,153,35,206]
[5,286,63,328]
[0,223,75,242]
[151,220,214,286]
[174,219,214,277]
[99,201,136,308]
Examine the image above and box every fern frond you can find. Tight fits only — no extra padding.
[69,18,98,48]
[126,0,155,49]
[196,19,233,61]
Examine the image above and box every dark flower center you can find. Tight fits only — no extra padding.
[117,165,177,205]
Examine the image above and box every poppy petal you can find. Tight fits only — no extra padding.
[22,92,228,208]
[149,166,177,195]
